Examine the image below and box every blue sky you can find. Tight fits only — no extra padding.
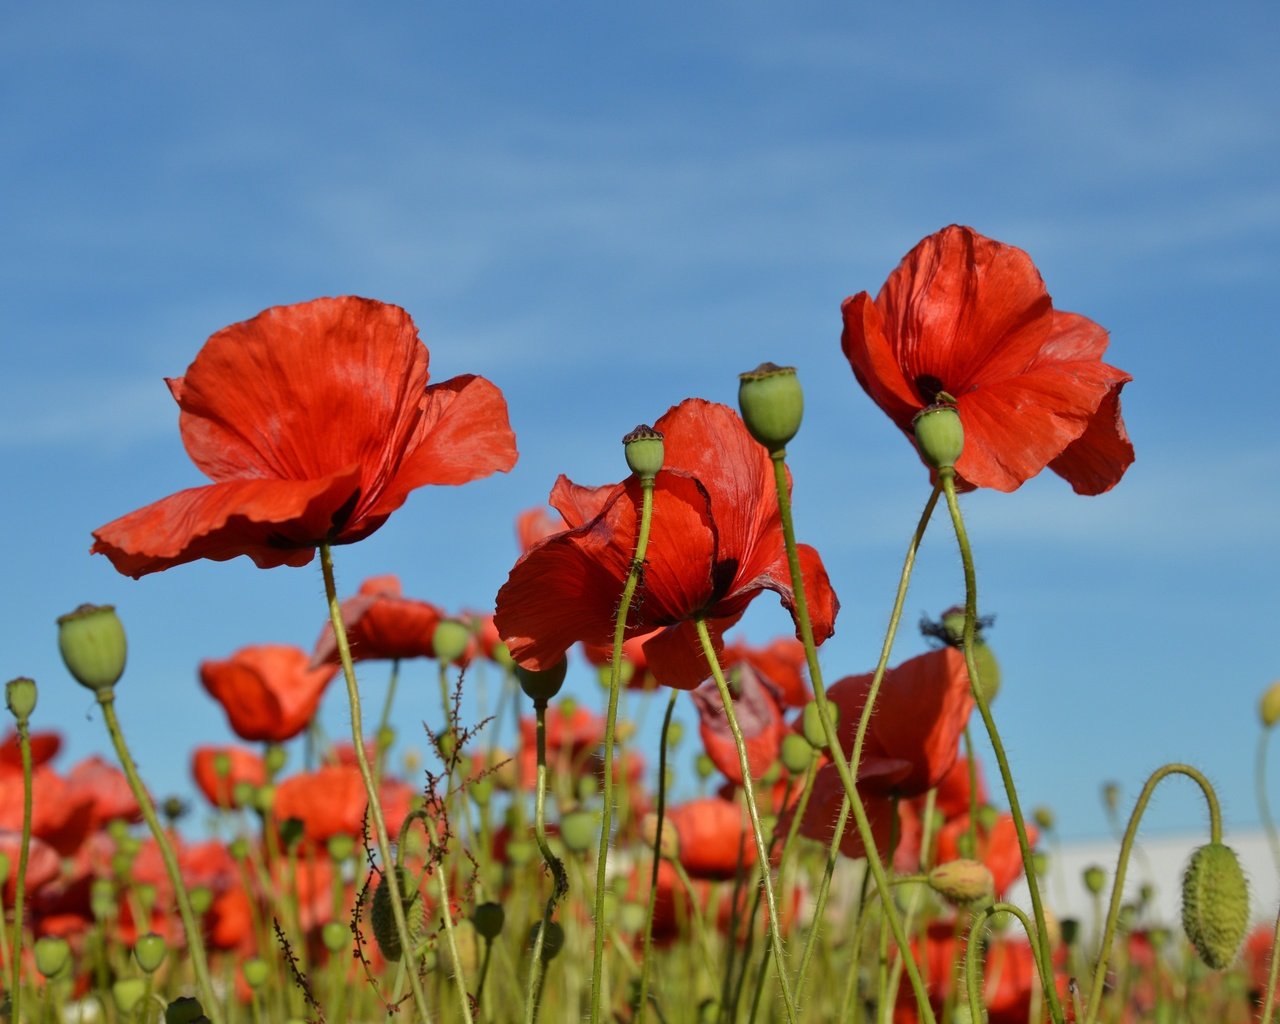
[3,3,1277,850]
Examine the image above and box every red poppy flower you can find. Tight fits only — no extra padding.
[935,811,1037,897]
[0,766,95,856]
[516,703,606,787]
[91,296,517,578]
[312,574,445,665]
[516,506,565,552]
[723,637,811,708]
[0,831,60,904]
[200,644,337,743]
[666,797,757,881]
[842,225,1133,494]
[191,745,268,809]
[65,756,140,832]
[495,400,838,691]
[692,662,786,784]
[0,729,62,768]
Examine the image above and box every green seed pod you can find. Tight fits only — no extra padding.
[506,838,535,867]
[912,404,964,471]
[371,867,424,962]
[516,657,568,704]
[1032,806,1056,832]
[695,753,715,780]
[113,979,148,1015]
[530,920,565,963]
[471,773,494,806]
[491,641,514,669]
[432,620,471,664]
[189,885,213,916]
[242,957,270,989]
[57,604,127,693]
[623,424,665,480]
[327,833,355,862]
[928,859,995,909]
[780,732,814,774]
[90,878,117,921]
[33,935,71,978]
[321,920,348,954]
[738,363,804,452]
[5,677,37,722]
[1182,841,1249,970]
[1260,681,1280,728]
[801,701,837,749]
[617,901,647,935]
[1059,917,1080,946]
[1083,864,1107,896]
[474,901,505,941]
[165,997,207,1024]
[559,809,601,854]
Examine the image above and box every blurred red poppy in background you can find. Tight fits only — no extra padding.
[191,745,268,809]
[92,296,517,578]
[723,637,811,708]
[200,645,336,743]
[0,729,62,768]
[666,797,757,881]
[935,811,1037,897]
[842,225,1132,494]
[312,574,445,665]
[692,662,786,784]
[496,400,838,691]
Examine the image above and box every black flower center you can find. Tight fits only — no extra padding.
[915,374,946,405]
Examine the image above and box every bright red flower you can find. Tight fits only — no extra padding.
[666,797,757,881]
[65,756,140,832]
[582,629,662,691]
[516,506,565,552]
[723,637,811,707]
[273,764,413,845]
[0,831,60,904]
[91,296,517,578]
[0,729,62,768]
[692,662,785,784]
[495,399,838,691]
[312,574,445,665]
[200,644,336,743]
[191,745,268,809]
[842,225,1133,494]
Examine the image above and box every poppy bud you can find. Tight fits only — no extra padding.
[1182,841,1249,969]
[474,901,505,941]
[432,620,471,664]
[327,833,355,862]
[666,720,684,748]
[530,920,565,963]
[1102,781,1120,813]
[738,363,803,452]
[322,921,348,954]
[1083,864,1107,895]
[491,641,514,668]
[506,838,535,867]
[515,657,568,705]
[5,677,36,723]
[928,859,995,909]
[57,604,127,693]
[165,997,208,1024]
[560,809,601,854]
[1032,806,1055,832]
[623,424,665,481]
[189,886,213,916]
[695,753,715,779]
[372,866,424,962]
[1059,917,1080,946]
[913,403,964,471]
[780,732,813,774]
[134,933,167,973]
[641,812,680,860]
[617,901,646,935]
[1261,681,1280,728]
[34,935,70,979]
[114,979,148,1015]
[264,743,287,776]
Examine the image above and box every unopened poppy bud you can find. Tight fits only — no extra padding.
[530,920,565,963]
[928,859,995,908]
[264,743,287,776]
[189,885,213,916]
[623,424,665,480]
[5,677,36,722]
[327,833,355,862]
[1083,864,1107,895]
[1102,781,1120,813]
[242,957,270,989]
[1032,806,1055,831]
[1261,681,1280,728]
[666,720,684,748]
[515,657,568,705]
[474,901,505,940]
[57,604,127,693]
[1059,917,1080,946]
[1182,841,1249,970]
[492,641,514,668]
[372,866,424,962]
[471,774,494,806]
[165,997,208,1024]
[113,979,148,1014]
[560,809,601,854]
[977,804,999,832]
[506,838,535,866]
[322,921,348,953]
[641,812,680,860]
[91,878,117,920]
[913,404,964,471]
[738,363,804,452]
[432,620,471,663]
[34,935,70,978]
[618,901,646,934]
[134,932,167,973]
[802,700,837,749]
[695,753,715,779]
[780,732,814,774]
[377,725,396,751]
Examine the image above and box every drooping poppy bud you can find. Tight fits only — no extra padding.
[432,620,471,664]
[1083,864,1107,895]
[474,902,505,940]
[623,424,665,480]
[913,403,964,471]
[34,935,71,978]
[134,933,167,974]
[1182,841,1249,970]
[929,858,995,909]
[372,866,424,963]
[57,604,127,693]
[1260,681,1280,728]
[738,363,803,452]
[516,658,568,705]
[113,979,148,1015]
[530,920,565,962]
[780,732,813,774]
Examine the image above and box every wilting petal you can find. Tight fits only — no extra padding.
[1049,385,1134,495]
[550,476,621,530]
[692,662,785,783]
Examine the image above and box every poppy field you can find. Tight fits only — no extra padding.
[5,225,1277,1024]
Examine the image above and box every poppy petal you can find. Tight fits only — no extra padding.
[91,471,364,578]
[549,475,621,530]
[841,292,921,426]
[1049,384,1134,495]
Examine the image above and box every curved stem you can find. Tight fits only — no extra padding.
[1258,730,1280,878]
[940,470,1064,1024]
[1260,902,1280,1024]
[695,617,798,1024]
[96,693,222,1024]
[590,476,655,1024]
[527,698,568,1024]
[9,720,32,1024]
[435,867,474,1024]
[964,902,1037,1022]
[635,688,679,1023]
[319,542,433,1024]
[770,449,939,1024]
[1081,762,1221,1024]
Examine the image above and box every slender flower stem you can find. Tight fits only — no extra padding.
[1258,729,1280,877]
[1260,902,1280,1024]
[527,698,568,1024]
[769,449,939,1023]
[636,687,679,1024]
[1082,763,1220,1024]
[96,691,222,1024]
[590,477,656,1024]
[374,659,401,785]
[964,902,1037,1022]
[319,542,433,1024]
[939,471,1064,1024]
[695,617,799,1024]
[9,719,32,1024]
[435,867,474,1024]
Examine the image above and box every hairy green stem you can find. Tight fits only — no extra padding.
[527,698,568,1024]
[319,542,433,1024]
[940,471,1064,1024]
[9,718,32,1024]
[964,902,1037,1022]
[636,688,679,1023]
[590,476,655,1024]
[1258,729,1280,878]
[1260,902,1280,1024]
